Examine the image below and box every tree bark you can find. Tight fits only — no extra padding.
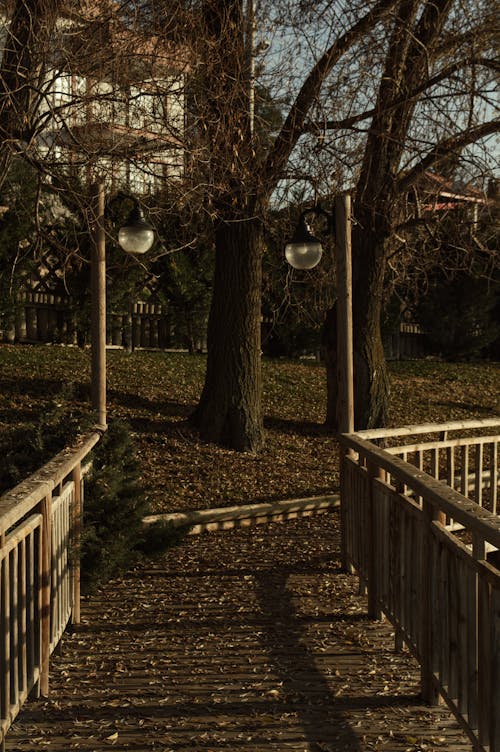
[322,304,338,430]
[351,219,391,429]
[191,213,264,452]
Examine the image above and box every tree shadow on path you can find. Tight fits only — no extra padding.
[255,569,363,752]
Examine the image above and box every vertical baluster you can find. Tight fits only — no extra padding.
[456,556,468,717]
[431,447,439,480]
[448,552,459,702]
[50,500,57,648]
[367,461,383,620]
[475,444,484,507]
[0,552,10,724]
[476,553,491,749]
[490,584,500,751]
[461,445,469,498]
[447,446,455,528]
[72,464,82,624]
[421,499,441,705]
[18,538,27,699]
[39,495,52,697]
[438,543,449,693]
[9,548,18,708]
[63,494,69,624]
[465,534,484,734]
[490,441,498,515]
[27,529,36,691]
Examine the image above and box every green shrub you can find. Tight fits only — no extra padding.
[0,386,90,494]
[80,420,148,592]
[138,519,190,557]
[416,272,500,360]
[80,420,186,592]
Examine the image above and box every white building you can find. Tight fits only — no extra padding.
[1,0,187,195]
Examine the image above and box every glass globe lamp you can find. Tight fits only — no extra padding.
[118,204,155,254]
[284,214,323,269]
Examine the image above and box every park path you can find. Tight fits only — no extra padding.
[5,512,472,752]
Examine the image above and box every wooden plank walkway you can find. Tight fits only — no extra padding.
[5,512,473,751]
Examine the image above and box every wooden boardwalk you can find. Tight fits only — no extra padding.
[5,513,473,752]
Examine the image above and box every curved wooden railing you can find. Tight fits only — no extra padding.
[0,428,104,746]
[340,418,500,752]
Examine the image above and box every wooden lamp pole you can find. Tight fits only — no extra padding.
[335,193,354,435]
[284,193,354,433]
[90,181,107,428]
[283,194,355,573]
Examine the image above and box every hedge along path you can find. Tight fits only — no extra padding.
[4,511,472,752]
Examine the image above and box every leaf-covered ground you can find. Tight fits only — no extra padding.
[0,344,498,514]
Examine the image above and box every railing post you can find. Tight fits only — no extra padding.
[335,194,354,574]
[39,494,52,697]
[473,533,491,748]
[421,499,440,705]
[71,464,82,625]
[0,532,9,730]
[491,584,500,752]
[335,193,354,437]
[367,461,382,620]
[340,448,354,573]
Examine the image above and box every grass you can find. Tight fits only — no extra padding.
[0,343,498,513]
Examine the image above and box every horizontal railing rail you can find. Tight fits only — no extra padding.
[340,418,500,752]
[0,428,104,746]
[358,419,500,519]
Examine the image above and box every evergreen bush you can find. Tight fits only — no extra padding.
[80,420,186,592]
[80,420,148,592]
[0,384,90,494]
[416,272,500,360]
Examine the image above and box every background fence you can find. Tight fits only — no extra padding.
[0,292,205,352]
[1,291,425,358]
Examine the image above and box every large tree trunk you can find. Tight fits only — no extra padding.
[322,303,338,431]
[351,219,391,429]
[191,214,264,452]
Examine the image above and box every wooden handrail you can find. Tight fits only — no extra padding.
[352,417,500,441]
[0,426,105,746]
[0,429,104,537]
[341,432,500,546]
[339,420,500,752]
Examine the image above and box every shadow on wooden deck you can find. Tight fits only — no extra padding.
[5,512,472,751]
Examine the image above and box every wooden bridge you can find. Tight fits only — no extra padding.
[1,419,499,751]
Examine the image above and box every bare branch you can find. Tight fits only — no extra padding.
[263,0,400,194]
[396,119,500,193]
[304,56,498,134]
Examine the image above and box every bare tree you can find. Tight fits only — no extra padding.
[186,0,498,446]
[187,0,402,450]
[0,0,191,302]
[0,0,66,187]
[1,0,497,447]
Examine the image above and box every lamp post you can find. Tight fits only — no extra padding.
[90,182,155,427]
[285,193,354,434]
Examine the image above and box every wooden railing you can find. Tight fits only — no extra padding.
[340,419,500,752]
[0,429,104,746]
